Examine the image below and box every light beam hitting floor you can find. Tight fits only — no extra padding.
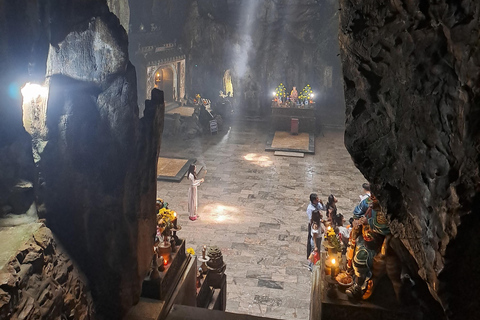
[157,121,366,319]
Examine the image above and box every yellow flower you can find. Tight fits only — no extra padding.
[158,208,176,224]
[187,247,195,255]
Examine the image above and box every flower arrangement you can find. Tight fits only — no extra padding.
[324,226,342,253]
[156,204,178,243]
[186,247,195,255]
[158,207,176,222]
[299,85,313,103]
[275,83,287,99]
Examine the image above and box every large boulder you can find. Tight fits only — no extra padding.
[339,1,480,319]
[0,0,164,318]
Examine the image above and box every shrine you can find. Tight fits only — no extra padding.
[130,34,186,115]
[271,84,317,133]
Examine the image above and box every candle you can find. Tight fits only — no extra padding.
[202,245,206,259]
[158,256,165,271]
[330,258,336,280]
[173,212,178,228]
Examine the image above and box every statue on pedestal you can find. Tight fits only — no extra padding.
[290,86,298,103]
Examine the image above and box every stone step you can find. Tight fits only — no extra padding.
[274,151,305,158]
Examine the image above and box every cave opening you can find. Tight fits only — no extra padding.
[223,69,234,97]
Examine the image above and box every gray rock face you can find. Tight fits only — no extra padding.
[339,0,480,318]
[0,0,38,218]
[107,0,130,33]
[40,19,163,319]
[0,0,164,318]
[46,15,129,90]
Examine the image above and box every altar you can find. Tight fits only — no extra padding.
[310,252,419,320]
[271,106,316,132]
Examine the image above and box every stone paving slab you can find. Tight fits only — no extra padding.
[157,121,366,320]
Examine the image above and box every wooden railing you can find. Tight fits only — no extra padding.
[310,251,326,320]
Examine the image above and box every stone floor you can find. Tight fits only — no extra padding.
[157,120,366,320]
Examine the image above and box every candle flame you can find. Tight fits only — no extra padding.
[163,258,168,265]
[331,258,336,265]
[327,226,331,230]
[174,212,177,218]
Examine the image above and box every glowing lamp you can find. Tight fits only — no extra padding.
[331,258,336,279]
[173,211,178,228]
[21,82,49,137]
[21,83,48,102]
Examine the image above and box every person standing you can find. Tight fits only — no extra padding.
[326,194,339,226]
[306,193,325,260]
[188,164,204,221]
[308,210,324,270]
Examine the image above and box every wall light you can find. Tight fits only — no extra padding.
[21,83,48,102]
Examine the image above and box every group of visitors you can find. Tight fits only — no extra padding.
[305,183,390,300]
[305,192,351,271]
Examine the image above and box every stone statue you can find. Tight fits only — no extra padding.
[346,194,390,300]
[290,86,298,103]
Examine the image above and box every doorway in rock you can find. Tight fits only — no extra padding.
[154,67,175,102]
[223,69,234,97]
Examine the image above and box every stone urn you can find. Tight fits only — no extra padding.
[157,240,171,264]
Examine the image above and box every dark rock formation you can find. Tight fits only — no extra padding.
[0,224,94,319]
[107,0,130,33]
[0,0,164,318]
[339,1,480,319]
[0,0,38,219]
[130,0,346,127]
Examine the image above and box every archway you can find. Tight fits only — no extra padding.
[154,66,174,102]
[223,69,234,97]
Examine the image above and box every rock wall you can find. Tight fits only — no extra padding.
[339,1,480,319]
[0,0,37,219]
[130,0,346,127]
[0,224,94,319]
[107,0,130,34]
[0,0,164,318]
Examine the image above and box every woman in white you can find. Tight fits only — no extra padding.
[187,164,204,221]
